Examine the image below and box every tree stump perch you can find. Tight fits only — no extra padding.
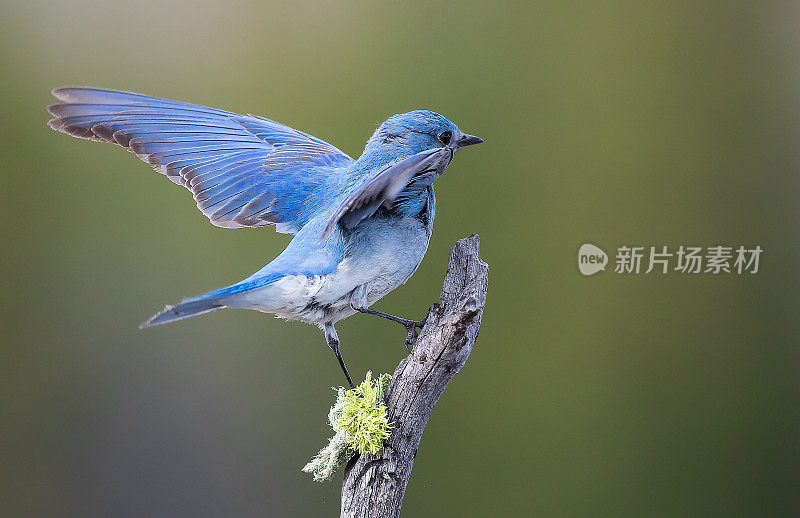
[340,234,489,517]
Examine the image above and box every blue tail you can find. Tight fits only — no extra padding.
[139,298,224,328]
[139,272,282,329]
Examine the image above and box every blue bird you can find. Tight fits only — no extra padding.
[47,87,482,387]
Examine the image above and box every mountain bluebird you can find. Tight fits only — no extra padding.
[47,87,482,387]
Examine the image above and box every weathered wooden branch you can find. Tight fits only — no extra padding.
[340,234,489,517]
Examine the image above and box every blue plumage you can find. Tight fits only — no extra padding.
[48,87,481,387]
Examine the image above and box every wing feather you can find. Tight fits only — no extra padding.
[322,147,452,237]
[48,87,353,233]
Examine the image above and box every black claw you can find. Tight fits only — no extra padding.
[403,321,424,352]
[404,330,414,353]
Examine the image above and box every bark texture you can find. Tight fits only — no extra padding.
[340,234,489,517]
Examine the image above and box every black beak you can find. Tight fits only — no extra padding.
[457,134,483,148]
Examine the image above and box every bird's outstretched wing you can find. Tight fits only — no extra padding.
[322,147,452,237]
[48,87,353,233]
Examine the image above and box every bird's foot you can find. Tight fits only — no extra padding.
[401,318,426,352]
[350,304,427,353]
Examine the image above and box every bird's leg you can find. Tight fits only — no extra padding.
[350,304,426,352]
[324,323,354,389]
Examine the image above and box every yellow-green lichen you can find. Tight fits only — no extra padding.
[302,371,392,481]
[337,371,392,454]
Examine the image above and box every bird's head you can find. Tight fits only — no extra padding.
[364,110,482,159]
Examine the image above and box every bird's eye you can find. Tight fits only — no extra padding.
[438,131,452,146]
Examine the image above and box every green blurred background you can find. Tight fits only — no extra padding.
[2,1,799,516]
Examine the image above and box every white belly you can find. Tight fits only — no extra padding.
[224,216,430,325]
